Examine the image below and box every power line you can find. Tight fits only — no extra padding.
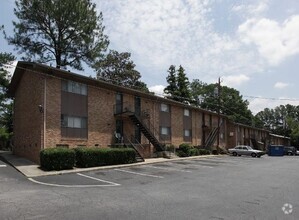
[244,95,299,101]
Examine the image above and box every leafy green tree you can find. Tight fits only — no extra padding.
[0,52,15,148]
[190,79,208,105]
[255,104,299,135]
[254,108,275,130]
[287,117,299,146]
[93,50,148,92]
[7,0,109,70]
[190,79,253,125]
[164,65,178,100]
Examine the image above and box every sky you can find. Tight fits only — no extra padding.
[1,0,299,114]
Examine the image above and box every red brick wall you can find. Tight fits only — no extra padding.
[87,86,115,147]
[13,70,44,163]
[171,105,183,146]
[48,82,116,148]
[45,77,61,148]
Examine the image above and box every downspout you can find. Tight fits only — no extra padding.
[43,77,47,150]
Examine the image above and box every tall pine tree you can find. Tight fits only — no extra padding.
[176,65,191,103]
[164,65,191,103]
[7,0,109,70]
[93,50,148,92]
[164,65,178,100]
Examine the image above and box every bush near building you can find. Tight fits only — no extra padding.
[176,143,211,157]
[40,148,75,171]
[40,147,137,171]
[74,147,136,168]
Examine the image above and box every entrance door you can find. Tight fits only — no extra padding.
[115,93,123,114]
[134,96,141,116]
[135,126,141,143]
[115,120,123,143]
[134,96,141,143]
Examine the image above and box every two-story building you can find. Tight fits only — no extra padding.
[8,62,284,163]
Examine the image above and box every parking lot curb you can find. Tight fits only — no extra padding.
[0,151,224,178]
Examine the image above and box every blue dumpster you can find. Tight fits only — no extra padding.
[267,145,284,156]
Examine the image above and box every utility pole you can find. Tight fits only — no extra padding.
[216,77,221,154]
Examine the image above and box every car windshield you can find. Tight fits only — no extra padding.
[247,146,253,150]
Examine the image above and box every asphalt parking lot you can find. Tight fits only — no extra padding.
[28,156,254,187]
[1,155,299,220]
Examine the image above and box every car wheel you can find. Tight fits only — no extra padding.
[232,152,237,156]
[251,153,257,157]
[288,152,292,156]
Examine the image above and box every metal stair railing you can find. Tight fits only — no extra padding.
[205,127,219,150]
[123,135,145,162]
[250,138,259,149]
[129,113,165,152]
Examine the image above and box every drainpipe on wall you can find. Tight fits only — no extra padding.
[43,77,47,150]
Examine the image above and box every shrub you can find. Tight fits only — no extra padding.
[75,147,136,168]
[212,149,219,155]
[189,148,199,156]
[177,143,193,157]
[198,149,211,155]
[176,150,187,157]
[165,144,176,152]
[40,148,75,171]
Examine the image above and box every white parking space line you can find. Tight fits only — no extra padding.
[189,164,214,168]
[145,165,192,173]
[114,168,164,178]
[77,173,120,186]
[168,162,214,169]
[28,173,120,188]
[0,165,7,168]
[28,178,119,188]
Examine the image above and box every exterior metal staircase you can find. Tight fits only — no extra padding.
[123,135,145,162]
[205,127,219,150]
[250,138,259,149]
[128,114,165,152]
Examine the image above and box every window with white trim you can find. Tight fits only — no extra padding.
[161,127,170,135]
[184,109,190,116]
[184,129,191,137]
[160,103,170,112]
[61,115,87,128]
[62,80,87,95]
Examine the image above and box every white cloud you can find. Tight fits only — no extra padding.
[249,97,299,114]
[149,85,165,96]
[95,0,299,112]
[97,0,266,85]
[232,1,269,16]
[222,74,250,87]
[274,82,289,89]
[238,15,299,65]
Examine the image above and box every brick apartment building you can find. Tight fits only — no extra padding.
[8,62,278,164]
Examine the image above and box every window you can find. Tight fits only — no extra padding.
[161,127,170,135]
[62,80,87,95]
[184,129,191,137]
[161,103,170,112]
[184,109,190,116]
[61,115,87,128]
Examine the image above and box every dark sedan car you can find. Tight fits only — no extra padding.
[284,146,296,156]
